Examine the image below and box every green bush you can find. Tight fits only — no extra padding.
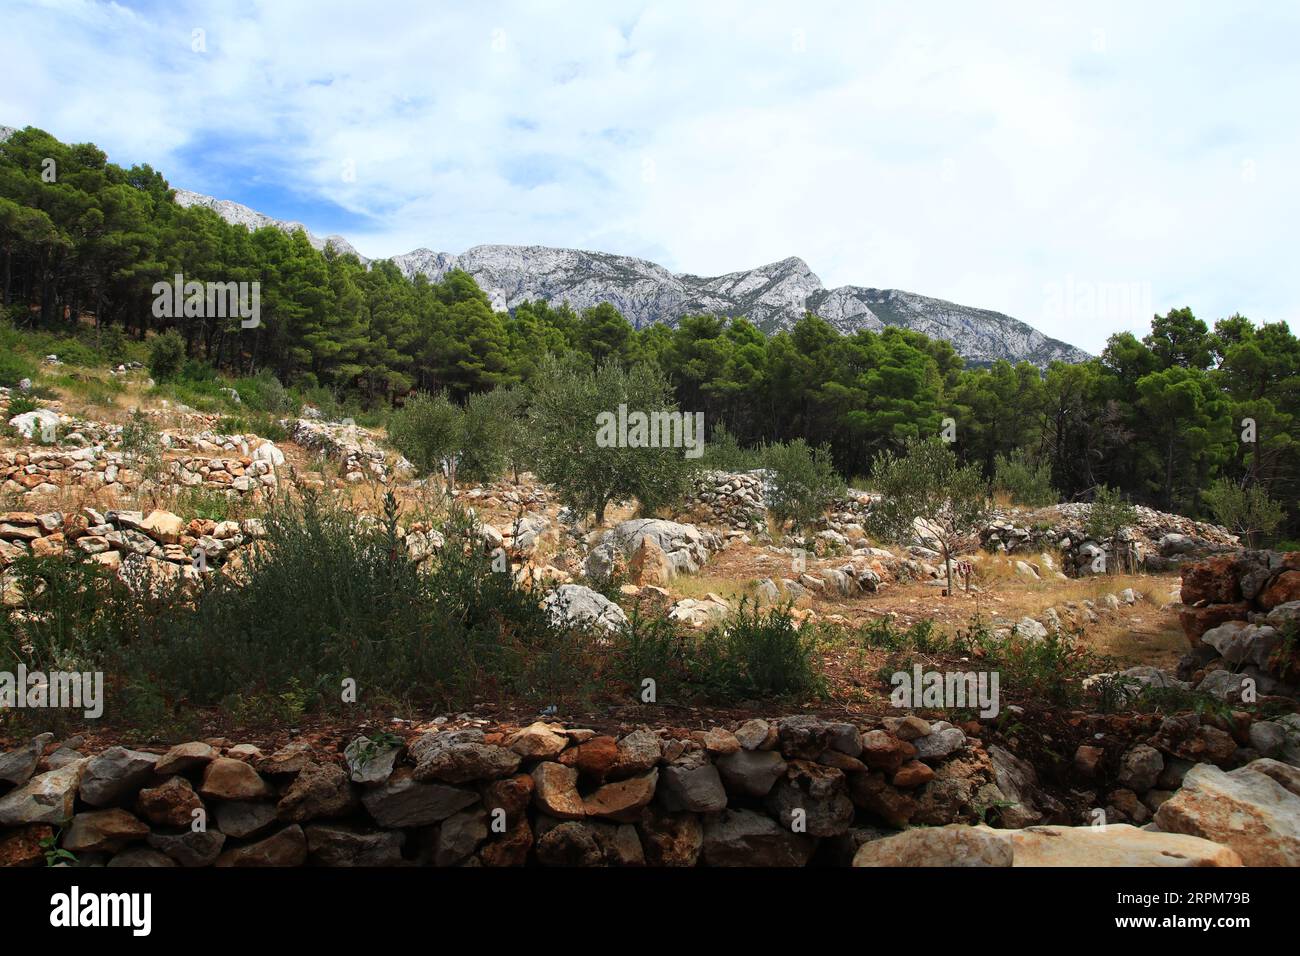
[763,438,845,533]
[692,601,824,701]
[700,422,762,472]
[992,448,1058,507]
[232,370,294,414]
[3,492,597,726]
[387,390,464,483]
[148,330,186,382]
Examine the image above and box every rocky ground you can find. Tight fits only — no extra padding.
[1,391,1297,867]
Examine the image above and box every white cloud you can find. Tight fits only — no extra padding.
[2,0,1298,352]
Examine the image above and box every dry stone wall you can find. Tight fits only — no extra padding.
[3,711,1285,867]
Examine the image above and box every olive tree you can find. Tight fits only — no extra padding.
[763,439,845,533]
[1202,477,1284,548]
[866,438,991,595]
[1086,484,1139,573]
[528,355,696,525]
[386,390,464,489]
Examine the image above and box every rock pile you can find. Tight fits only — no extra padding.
[0,508,268,603]
[980,504,1238,575]
[0,715,981,868]
[283,418,402,484]
[583,518,721,584]
[1176,551,1300,700]
[4,709,1288,867]
[687,471,767,531]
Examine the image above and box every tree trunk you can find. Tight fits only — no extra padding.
[944,549,953,596]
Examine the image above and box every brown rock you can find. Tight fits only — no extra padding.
[701,728,741,755]
[637,806,703,866]
[1179,602,1252,644]
[1180,555,1243,605]
[609,730,660,778]
[892,760,935,789]
[534,821,603,866]
[200,757,273,801]
[1074,744,1104,778]
[531,762,586,820]
[154,741,218,775]
[136,776,204,829]
[629,535,673,586]
[853,824,1012,867]
[507,722,568,759]
[1154,763,1300,866]
[584,769,658,822]
[63,809,149,853]
[214,824,308,867]
[277,761,357,822]
[481,773,534,824]
[860,729,917,774]
[1259,571,1300,609]
[479,817,533,867]
[559,735,619,779]
[848,771,916,828]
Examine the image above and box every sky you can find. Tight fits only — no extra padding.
[2,0,1298,354]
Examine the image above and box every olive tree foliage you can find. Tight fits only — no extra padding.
[763,439,845,534]
[386,390,465,489]
[527,355,696,525]
[1202,477,1284,548]
[459,386,531,485]
[1085,484,1139,573]
[866,437,991,595]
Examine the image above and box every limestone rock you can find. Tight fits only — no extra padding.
[214,824,307,867]
[1154,762,1300,865]
[200,757,273,801]
[853,824,1013,867]
[0,759,87,826]
[702,808,817,866]
[999,824,1241,867]
[276,761,357,822]
[153,741,217,776]
[80,747,159,806]
[360,768,478,827]
[136,776,204,829]
[62,808,149,853]
[147,828,227,867]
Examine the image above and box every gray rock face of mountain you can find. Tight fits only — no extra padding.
[172,188,365,260]
[390,245,1087,366]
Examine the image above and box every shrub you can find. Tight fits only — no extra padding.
[867,438,990,594]
[1202,477,1284,548]
[700,422,762,472]
[147,329,186,382]
[762,438,844,533]
[32,492,596,723]
[1086,485,1138,573]
[457,388,513,485]
[992,448,1058,507]
[692,601,824,701]
[232,370,294,414]
[387,390,464,485]
[5,395,39,419]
